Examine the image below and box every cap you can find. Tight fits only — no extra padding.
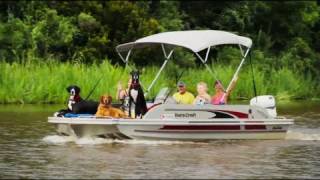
[177,81,185,87]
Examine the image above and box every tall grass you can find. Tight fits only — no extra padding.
[0,60,318,104]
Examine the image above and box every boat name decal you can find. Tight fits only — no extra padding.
[174,113,197,118]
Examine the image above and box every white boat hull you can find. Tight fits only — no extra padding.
[48,118,127,139]
[48,117,293,140]
[48,104,294,140]
[116,119,292,140]
[118,127,287,140]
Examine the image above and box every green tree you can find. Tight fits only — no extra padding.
[0,18,30,62]
[31,8,78,61]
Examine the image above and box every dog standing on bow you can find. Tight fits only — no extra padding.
[128,71,148,118]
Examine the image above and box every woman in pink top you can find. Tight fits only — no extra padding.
[211,77,238,105]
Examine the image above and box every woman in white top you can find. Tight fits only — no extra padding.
[193,81,211,105]
[116,78,132,114]
[116,78,132,101]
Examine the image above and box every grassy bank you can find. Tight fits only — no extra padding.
[0,60,319,104]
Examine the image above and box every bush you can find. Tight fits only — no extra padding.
[0,60,318,104]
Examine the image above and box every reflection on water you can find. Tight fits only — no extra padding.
[0,102,320,179]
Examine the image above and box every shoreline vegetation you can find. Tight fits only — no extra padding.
[1,60,319,104]
[0,1,319,104]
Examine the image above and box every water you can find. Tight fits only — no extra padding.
[0,102,320,179]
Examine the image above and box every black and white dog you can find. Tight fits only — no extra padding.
[54,85,99,117]
[128,71,148,118]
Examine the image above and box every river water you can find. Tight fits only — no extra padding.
[0,101,319,179]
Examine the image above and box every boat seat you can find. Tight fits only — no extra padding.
[153,87,171,104]
[164,96,178,104]
[64,113,95,118]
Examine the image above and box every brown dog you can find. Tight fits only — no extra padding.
[95,95,127,118]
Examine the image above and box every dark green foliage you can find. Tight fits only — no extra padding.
[0,1,319,102]
[0,1,317,71]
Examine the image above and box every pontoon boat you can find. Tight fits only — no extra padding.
[48,30,294,140]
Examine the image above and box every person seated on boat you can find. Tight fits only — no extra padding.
[116,78,131,112]
[211,77,238,105]
[194,82,211,105]
[172,81,195,104]
[116,78,131,103]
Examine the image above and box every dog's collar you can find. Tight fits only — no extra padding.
[70,95,82,102]
[131,83,140,89]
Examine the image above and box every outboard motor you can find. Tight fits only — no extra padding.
[250,95,277,118]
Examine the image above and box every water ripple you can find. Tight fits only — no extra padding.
[0,103,320,179]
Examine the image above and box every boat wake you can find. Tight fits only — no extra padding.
[286,127,320,141]
[42,127,320,145]
[42,135,77,144]
[42,135,205,145]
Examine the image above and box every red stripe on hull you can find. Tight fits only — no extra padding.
[245,125,266,130]
[160,125,241,130]
[220,110,248,118]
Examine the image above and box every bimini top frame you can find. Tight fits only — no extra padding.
[116,30,252,96]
